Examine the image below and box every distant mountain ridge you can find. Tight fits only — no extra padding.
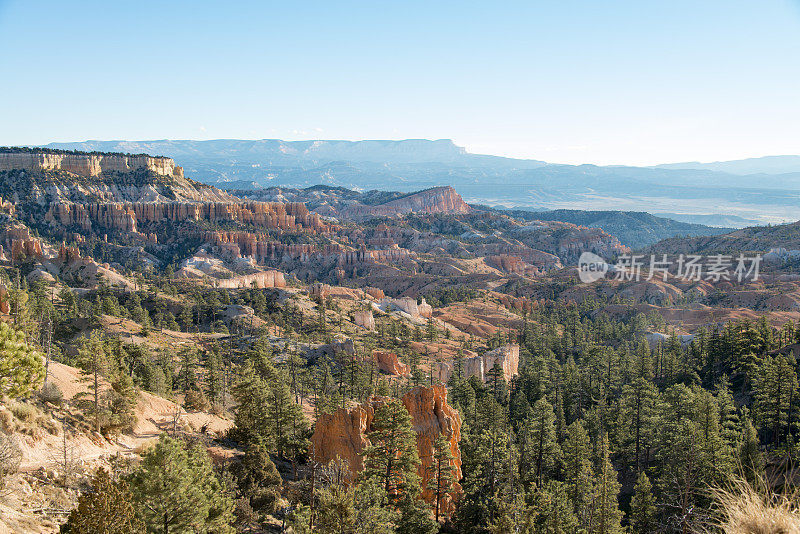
[655,155,800,175]
[648,221,800,258]
[41,139,800,227]
[485,208,731,249]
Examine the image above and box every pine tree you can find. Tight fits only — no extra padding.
[752,353,798,446]
[715,376,741,453]
[629,471,656,534]
[739,410,763,483]
[589,433,623,534]
[520,397,559,488]
[127,435,234,533]
[177,348,199,393]
[561,420,593,526]
[74,333,109,433]
[620,377,658,475]
[232,360,309,458]
[361,399,421,507]
[314,478,398,534]
[231,438,282,519]
[0,321,45,398]
[396,491,439,534]
[524,480,578,534]
[61,468,142,534]
[206,349,222,406]
[426,434,457,521]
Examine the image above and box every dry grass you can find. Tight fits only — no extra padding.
[709,473,800,534]
[1,401,60,437]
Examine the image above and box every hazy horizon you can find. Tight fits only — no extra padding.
[24,137,800,169]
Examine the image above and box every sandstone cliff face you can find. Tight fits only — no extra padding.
[0,225,46,262]
[402,385,462,515]
[365,287,386,300]
[341,186,472,219]
[0,152,182,178]
[353,310,375,330]
[311,385,462,515]
[434,344,520,384]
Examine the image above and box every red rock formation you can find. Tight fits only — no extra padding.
[372,350,410,376]
[0,285,9,314]
[0,226,45,262]
[402,385,462,515]
[58,243,81,263]
[365,287,386,300]
[206,233,414,269]
[309,282,331,299]
[311,385,462,516]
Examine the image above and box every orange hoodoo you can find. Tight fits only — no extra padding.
[310,384,462,516]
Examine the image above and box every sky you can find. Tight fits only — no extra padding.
[1,0,799,166]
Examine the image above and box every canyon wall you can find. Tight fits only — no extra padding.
[310,385,462,516]
[0,152,182,178]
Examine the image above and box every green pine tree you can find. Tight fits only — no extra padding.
[629,471,656,534]
[361,399,421,507]
[589,433,623,534]
[231,438,282,519]
[561,420,593,527]
[426,434,457,521]
[61,468,142,534]
[127,435,234,533]
[0,321,45,398]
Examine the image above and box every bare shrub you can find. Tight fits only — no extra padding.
[0,431,22,490]
[184,389,210,412]
[0,406,13,433]
[49,418,81,487]
[9,401,37,423]
[38,382,63,405]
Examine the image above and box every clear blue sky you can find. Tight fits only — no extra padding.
[1,0,799,165]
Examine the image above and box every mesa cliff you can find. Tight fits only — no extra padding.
[0,151,183,178]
